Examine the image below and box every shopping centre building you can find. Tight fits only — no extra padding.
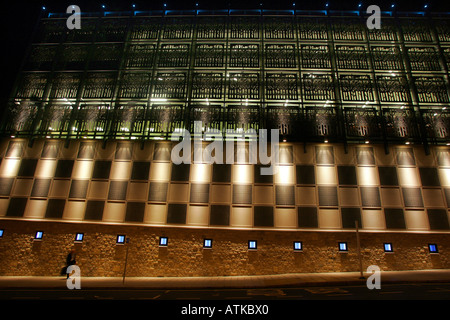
[0,7,449,276]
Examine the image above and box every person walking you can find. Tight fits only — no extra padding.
[66,248,77,279]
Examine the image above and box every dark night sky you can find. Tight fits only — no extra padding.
[1,0,449,112]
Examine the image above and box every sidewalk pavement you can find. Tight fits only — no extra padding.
[1,269,450,290]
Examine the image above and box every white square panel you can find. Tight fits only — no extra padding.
[35,160,57,178]
[232,164,253,184]
[356,166,379,186]
[438,168,450,186]
[0,159,21,177]
[397,167,420,187]
[274,165,295,185]
[110,161,132,180]
[149,162,171,181]
[72,160,93,179]
[190,163,212,183]
[316,166,337,185]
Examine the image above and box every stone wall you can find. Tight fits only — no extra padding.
[0,219,449,277]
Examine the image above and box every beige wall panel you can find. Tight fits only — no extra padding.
[293,144,314,164]
[72,160,93,179]
[149,162,171,181]
[438,168,450,186]
[23,199,46,219]
[274,207,296,228]
[316,166,337,185]
[230,206,252,228]
[49,179,70,198]
[404,209,430,230]
[232,164,253,184]
[59,141,79,159]
[318,209,341,229]
[11,179,33,196]
[0,198,10,217]
[23,140,43,158]
[254,185,274,205]
[210,184,231,203]
[95,142,115,159]
[102,201,125,222]
[274,165,295,185]
[296,187,316,205]
[88,181,108,199]
[422,189,445,208]
[415,147,435,167]
[127,182,148,201]
[110,161,132,180]
[133,141,153,161]
[397,168,420,187]
[356,166,379,186]
[190,163,211,183]
[187,205,209,226]
[339,187,360,206]
[0,159,21,177]
[335,145,355,165]
[144,204,167,224]
[380,187,402,207]
[361,209,385,230]
[374,145,395,166]
[63,200,86,221]
[168,183,189,202]
[35,160,57,178]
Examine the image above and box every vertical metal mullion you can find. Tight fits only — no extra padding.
[395,16,429,154]
[326,16,347,151]
[362,15,388,152]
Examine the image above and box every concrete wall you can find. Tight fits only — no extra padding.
[0,219,448,277]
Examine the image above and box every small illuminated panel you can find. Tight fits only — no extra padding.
[116,234,126,244]
[428,244,438,253]
[293,241,303,251]
[75,233,84,242]
[203,239,213,249]
[248,240,257,250]
[0,229,4,238]
[338,242,348,252]
[384,243,393,252]
[159,236,168,246]
[34,231,44,240]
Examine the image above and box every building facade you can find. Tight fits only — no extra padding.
[0,9,450,277]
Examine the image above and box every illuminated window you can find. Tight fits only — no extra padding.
[338,242,348,252]
[428,244,439,253]
[159,237,168,246]
[293,241,303,251]
[384,243,393,252]
[0,229,4,238]
[75,233,84,242]
[116,235,126,244]
[203,239,213,249]
[248,240,257,250]
[35,231,44,240]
